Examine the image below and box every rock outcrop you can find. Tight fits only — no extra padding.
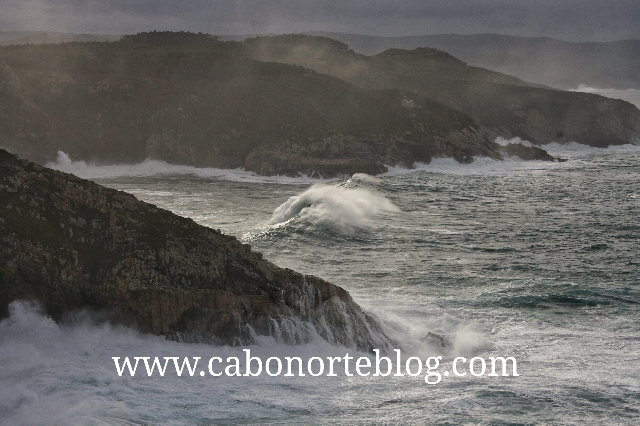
[0,149,394,351]
[497,143,557,161]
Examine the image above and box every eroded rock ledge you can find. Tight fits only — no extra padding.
[0,149,394,351]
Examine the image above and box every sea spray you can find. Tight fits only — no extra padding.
[0,301,463,424]
[381,142,640,177]
[495,137,640,157]
[571,85,640,107]
[495,136,534,147]
[267,183,399,233]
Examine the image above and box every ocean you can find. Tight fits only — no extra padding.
[1,100,639,423]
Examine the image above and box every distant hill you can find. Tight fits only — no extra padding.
[0,32,638,177]
[0,31,120,45]
[0,33,498,176]
[8,31,639,90]
[245,35,640,148]
[303,32,640,90]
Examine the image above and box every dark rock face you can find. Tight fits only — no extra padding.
[242,111,501,177]
[0,149,394,350]
[497,143,556,161]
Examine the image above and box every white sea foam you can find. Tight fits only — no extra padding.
[541,141,640,157]
[0,301,365,424]
[371,310,489,358]
[0,301,487,424]
[381,138,640,177]
[496,136,640,156]
[46,151,333,184]
[571,85,640,107]
[495,136,533,147]
[383,156,559,177]
[267,183,399,233]
[349,173,382,183]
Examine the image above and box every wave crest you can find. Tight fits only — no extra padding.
[267,184,398,233]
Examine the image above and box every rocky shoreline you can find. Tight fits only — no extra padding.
[0,149,395,350]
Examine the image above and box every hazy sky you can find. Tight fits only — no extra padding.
[1,0,639,42]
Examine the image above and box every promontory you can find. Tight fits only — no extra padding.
[0,148,394,350]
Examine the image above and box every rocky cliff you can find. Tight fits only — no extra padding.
[0,32,568,176]
[0,149,394,350]
[2,33,632,176]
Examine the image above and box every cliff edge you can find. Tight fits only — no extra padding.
[0,149,393,351]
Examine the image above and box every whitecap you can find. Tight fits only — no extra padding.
[267,183,399,233]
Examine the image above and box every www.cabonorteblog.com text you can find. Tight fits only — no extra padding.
[112,349,519,384]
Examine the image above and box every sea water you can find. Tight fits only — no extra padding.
[1,141,637,425]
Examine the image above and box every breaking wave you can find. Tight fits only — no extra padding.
[46,151,331,184]
[383,156,558,177]
[381,138,640,177]
[496,137,640,156]
[571,85,640,107]
[0,300,486,424]
[495,136,533,147]
[541,141,640,157]
[0,300,366,424]
[267,183,399,233]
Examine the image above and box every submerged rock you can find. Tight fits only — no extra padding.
[0,149,394,351]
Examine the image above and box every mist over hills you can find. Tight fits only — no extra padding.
[0,32,638,177]
[6,30,638,90]
[244,35,640,147]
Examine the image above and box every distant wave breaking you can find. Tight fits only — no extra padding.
[381,138,640,177]
[570,85,640,107]
[46,142,640,184]
[46,151,332,184]
[497,137,640,157]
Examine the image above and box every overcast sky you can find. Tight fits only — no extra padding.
[1,0,638,42]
